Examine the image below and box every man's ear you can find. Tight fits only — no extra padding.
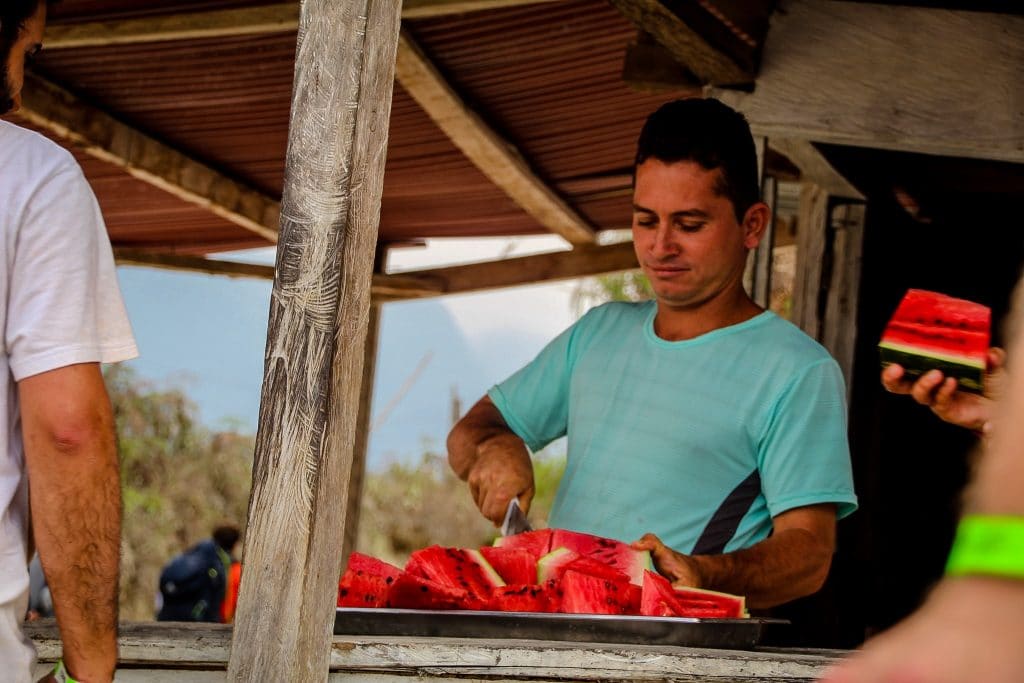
[741,202,771,250]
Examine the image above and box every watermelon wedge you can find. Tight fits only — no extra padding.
[479,546,536,585]
[879,289,990,394]
[492,529,553,563]
[405,546,504,610]
[337,552,402,608]
[489,583,553,613]
[559,570,635,615]
[386,572,467,610]
[549,529,652,585]
[640,570,747,618]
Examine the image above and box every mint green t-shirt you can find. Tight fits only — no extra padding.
[488,301,857,554]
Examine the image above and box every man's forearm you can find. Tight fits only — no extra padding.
[688,527,833,609]
[29,431,121,681]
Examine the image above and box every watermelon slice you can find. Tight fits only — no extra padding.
[386,572,467,610]
[640,570,747,618]
[489,583,552,613]
[559,570,635,615]
[548,529,652,585]
[492,529,553,563]
[879,289,991,394]
[405,546,504,610]
[479,546,536,585]
[337,552,402,608]
[536,547,579,583]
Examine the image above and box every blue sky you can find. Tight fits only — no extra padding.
[116,236,581,470]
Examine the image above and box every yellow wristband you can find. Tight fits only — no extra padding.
[52,659,78,683]
[946,515,1024,580]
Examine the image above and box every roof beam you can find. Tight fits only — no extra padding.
[608,0,765,86]
[709,0,1024,163]
[114,241,639,300]
[395,30,596,245]
[42,1,565,49]
[20,74,280,243]
[768,138,864,200]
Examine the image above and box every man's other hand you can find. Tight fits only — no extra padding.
[467,433,535,526]
[881,347,1005,433]
[632,533,701,588]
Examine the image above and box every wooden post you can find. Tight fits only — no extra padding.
[226,1,401,680]
[822,202,866,391]
[791,183,829,339]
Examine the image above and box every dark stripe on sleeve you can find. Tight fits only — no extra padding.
[691,470,762,555]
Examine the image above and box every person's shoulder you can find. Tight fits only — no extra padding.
[754,312,835,364]
[0,120,79,176]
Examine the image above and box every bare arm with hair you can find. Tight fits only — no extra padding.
[634,504,836,609]
[447,396,535,525]
[21,363,120,683]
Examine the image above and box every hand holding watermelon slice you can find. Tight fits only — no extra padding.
[879,290,1004,433]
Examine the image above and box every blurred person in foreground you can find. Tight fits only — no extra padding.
[1,1,138,681]
[821,292,1024,682]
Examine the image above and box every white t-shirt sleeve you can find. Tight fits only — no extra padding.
[6,158,138,381]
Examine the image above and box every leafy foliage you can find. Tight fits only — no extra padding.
[573,270,653,314]
[107,366,253,620]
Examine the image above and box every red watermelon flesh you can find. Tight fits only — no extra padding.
[492,529,553,563]
[559,570,635,615]
[405,546,503,609]
[880,289,991,393]
[337,552,402,607]
[548,529,652,585]
[489,583,551,613]
[386,572,468,610]
[640,570,747,618]
[479,546,536,585]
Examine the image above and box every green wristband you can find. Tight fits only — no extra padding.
[946,515,1024,579]
[52,659,78,683]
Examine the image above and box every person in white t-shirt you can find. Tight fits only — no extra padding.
[2,2,138,682]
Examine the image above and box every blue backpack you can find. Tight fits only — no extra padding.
[157,540,228,622]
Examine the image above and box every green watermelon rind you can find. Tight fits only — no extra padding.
[465,549,507,588]
[535,547,578,583]
[878,342,984,394]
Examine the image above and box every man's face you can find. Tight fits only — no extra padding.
[631,158,759,310]
[1,2,46,115]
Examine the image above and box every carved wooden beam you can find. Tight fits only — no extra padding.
[769,138,864,200]
[20,74,280,242]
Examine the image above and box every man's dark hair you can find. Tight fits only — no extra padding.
[212,525,241,552]
[0,0,49,43]
[635,98,760,221]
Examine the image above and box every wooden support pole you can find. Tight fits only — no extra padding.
[344,302,381,564]
[226,1,402,680]
[822,202,866,391]
[792,183,829,340]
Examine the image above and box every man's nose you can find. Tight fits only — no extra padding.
[650,224,679,258]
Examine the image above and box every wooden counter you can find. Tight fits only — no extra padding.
[27,621,844,682]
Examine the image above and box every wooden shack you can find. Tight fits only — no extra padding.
[15,0,1023,679]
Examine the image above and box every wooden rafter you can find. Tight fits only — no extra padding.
[394,30,596,245]
[20,74,280,243]
[608,0,769,86]
[114,241,640,300]
[710,0,1024,164]
[42,0,566,49]
[769,138,864,200]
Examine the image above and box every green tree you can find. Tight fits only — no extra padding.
[573,270,653,314]
[106,366,253,620]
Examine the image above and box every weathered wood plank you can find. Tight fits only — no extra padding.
[226,0,402,680]
[749,174,777,309]
[768,138,863,200]
[711,0,1024,163]
[28,622,843,680]
[822,202,866,392]
[791,183,828,340]
[394,30,595,245]
[344,303,381,563]
[114,242,638,299]
[608,0,760,86]
[20,75,280,243]
[42,1,565,49]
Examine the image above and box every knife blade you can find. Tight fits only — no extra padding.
[500,498,533,536]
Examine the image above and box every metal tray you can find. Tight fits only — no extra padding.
[335,608,783,650]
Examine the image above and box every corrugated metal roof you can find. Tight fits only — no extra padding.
[12,1,698,254]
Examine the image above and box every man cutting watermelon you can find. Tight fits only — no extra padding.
[447,98,858,609]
